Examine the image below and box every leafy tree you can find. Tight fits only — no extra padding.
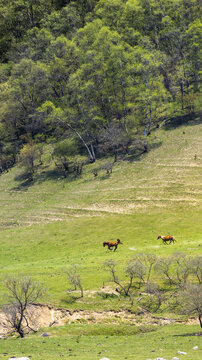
[37,101,97,162]
[0,0,54,60]
[18,142,43,180]
[46,36,79,99]
[95,0,124,31]
[0,0,201,172]
[52,138,80,177]
[0,59,49,143]
[186,19,202,95]
[41,4,81,38]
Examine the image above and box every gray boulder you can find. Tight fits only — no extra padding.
[40,332,50,337]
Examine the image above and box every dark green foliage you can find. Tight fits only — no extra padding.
[18,142,44,180]
[52,138,85,177]
[0,0,201,173]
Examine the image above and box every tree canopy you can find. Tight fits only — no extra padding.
[0,0,201,173]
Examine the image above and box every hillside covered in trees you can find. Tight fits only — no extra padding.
[0,0,201,175]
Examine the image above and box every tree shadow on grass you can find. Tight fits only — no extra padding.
[164,112,202,131]
[99,173,112,181]
[12,167,77,191]
[124,140,162,163]
[61,295,81,304]
[97,292,119,299]
[12,174,34,191]
[173,332,202,337]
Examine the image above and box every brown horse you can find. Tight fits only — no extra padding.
[103,239,123,251]
[157,235,176,245]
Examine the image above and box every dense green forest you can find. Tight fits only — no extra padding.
[0,0,201,175]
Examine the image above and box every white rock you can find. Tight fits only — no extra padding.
[171,357,180,360]
[177,351,187,355]
[8,358,30,360]
[192,346,198,350]
[99,358,110,360]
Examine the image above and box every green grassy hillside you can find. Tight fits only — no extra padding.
[0,324,201,360]
[0,117,201,306]
[0,116,202,360]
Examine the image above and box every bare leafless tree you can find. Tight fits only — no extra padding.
[65,265,83,298]
[143,281,166,312]
[99,124,129,162]
[154,257,174,287]
[178,284,202,328]
[190,256,202,285]
[133,253,157,283]
[3,276,46,337]
[126,258,147,289]
[103,259,133,296]
[171,252,192,287]
[102,162,113,175]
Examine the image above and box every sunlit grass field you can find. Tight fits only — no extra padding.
[0,117,201,358]
[0,210,201,309]
[0,324,201,360]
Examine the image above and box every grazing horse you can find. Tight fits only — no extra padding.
[157,235,176,245]
[103,238,123,251]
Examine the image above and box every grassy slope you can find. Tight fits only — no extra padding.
[0,324,201,360]
[0,117,201,304]
[0,116,202,358]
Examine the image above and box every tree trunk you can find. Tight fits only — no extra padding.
[148,102,152,135]
[144,78,149,150]
[180,79,184,110]
[65,122,95,162]
[199,314,202,328]
[18,328,24,338]
[120,77,128,132]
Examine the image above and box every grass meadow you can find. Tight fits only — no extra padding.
[0,324,201,360]
[0,117,201,358]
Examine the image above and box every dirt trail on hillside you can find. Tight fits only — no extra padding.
[0,303,198,337]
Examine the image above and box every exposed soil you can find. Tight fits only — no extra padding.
[0,302,198,337]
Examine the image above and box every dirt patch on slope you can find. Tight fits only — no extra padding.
[0,303,198,337]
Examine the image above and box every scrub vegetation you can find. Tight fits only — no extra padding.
[0,0,201,359]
